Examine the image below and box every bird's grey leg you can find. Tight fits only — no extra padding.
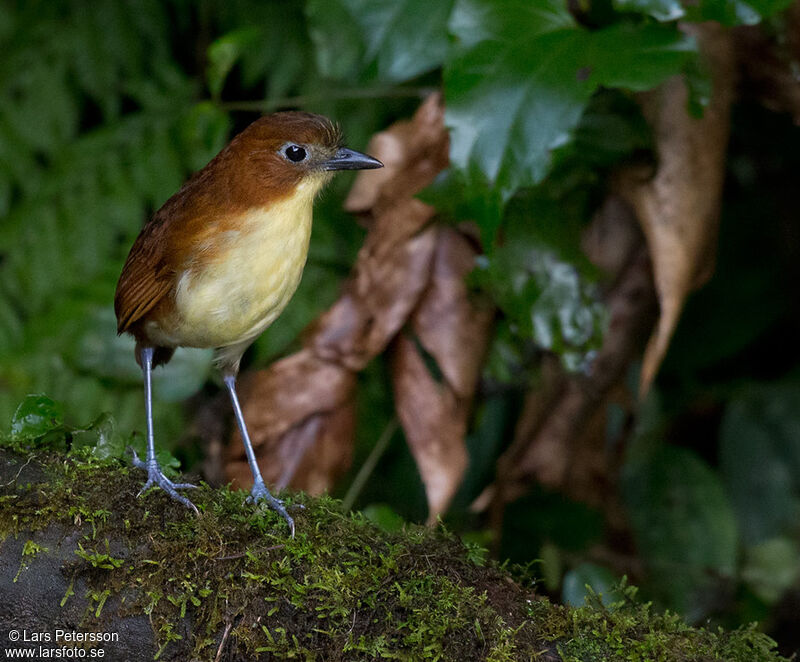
[132,346,199,514]
[223,373,296,537]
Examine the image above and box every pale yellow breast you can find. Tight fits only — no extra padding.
[168,181,322,349]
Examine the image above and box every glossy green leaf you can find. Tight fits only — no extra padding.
[423,90,650,257]
[550,89,653,170]
[306,0,453,82]
[471,193,606,370]
[720,383,800,544]
[444,0,696,200]
[10,394,64,440]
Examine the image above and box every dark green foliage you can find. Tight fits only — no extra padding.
[444,1,693,199]
[622,446,738,620]
[0,0,225,439]
[9,393,64,441]
[720,383,800,545]
[306,0,454,83]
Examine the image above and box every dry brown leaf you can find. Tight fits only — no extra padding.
[228,401,356,496]
[412,228,494,398]
[393,227,494,520]
[236,350,355,441]
[392,332,469,523]
[344,121,416,214]
[345,93,449,215]
[618,23,735,397]
[311,215,439,371]
[287,402,356,494]
[581,196,643,278]
[311,93,449,370]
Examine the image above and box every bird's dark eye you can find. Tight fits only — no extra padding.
[284,144,307,163]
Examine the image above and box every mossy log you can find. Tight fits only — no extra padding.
[0,448,787,661]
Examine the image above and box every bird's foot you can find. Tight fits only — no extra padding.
[131,449,199,515]
[246,479,301,538]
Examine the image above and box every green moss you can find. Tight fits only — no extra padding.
[13,538,48,582]
[531,584,784,662]
[0,447,530,659]
[0,446,790,662]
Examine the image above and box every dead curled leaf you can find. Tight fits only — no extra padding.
[310,210,439,372]
[392,228,494,522]
[411,228,493,398]
[344,121,417,214]
[392,332,469,522]
[617,23,735,397]
[227,94,491,519]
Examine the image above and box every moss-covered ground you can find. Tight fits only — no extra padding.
[0,445,789,661]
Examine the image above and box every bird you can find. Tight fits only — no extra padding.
[114,111,383,536]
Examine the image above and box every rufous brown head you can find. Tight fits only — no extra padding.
[220,111,382,198]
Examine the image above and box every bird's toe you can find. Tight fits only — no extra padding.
[246,482,296,537]
[170,481,199,490]
[130,447,147,470]
[133,458,199,515]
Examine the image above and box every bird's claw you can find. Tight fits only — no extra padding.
[131,449,199,515]
[247,480,296,538]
